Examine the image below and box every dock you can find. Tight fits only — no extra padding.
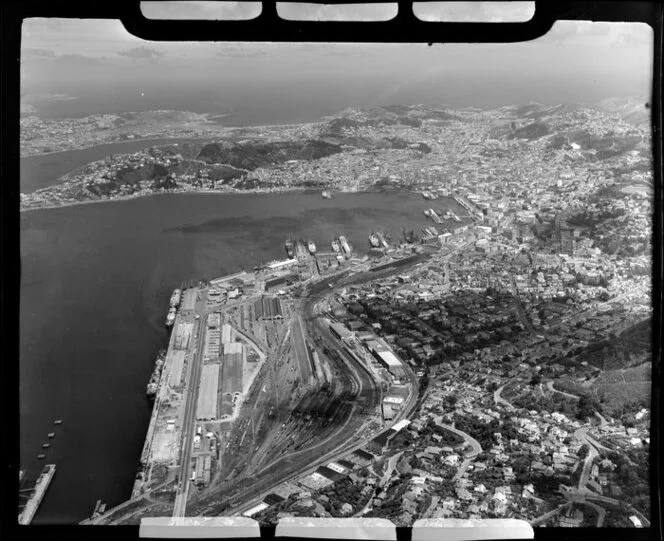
[18,464,56,525]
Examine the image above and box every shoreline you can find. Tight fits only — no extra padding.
[19,135,220,160]
[19,117,326,159]
[19,187,382,214]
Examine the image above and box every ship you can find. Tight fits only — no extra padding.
[37,454,46,460]
[42,444,50,449]
[322,190,332,199]
[165,307,176,327]
[423,209,432,217]
[307,240,317,254]
[285,238,295,259]
[338,235,351,255]
[169,289,182,308]
[146,349,167,399]
[369,232,381,248]
[377,232,390,249]
[331,240,341,253]
[47,433,55,439]
[422,190,435,200]
[54,420,63,425]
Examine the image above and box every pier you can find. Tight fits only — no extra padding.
[18,464,56,525]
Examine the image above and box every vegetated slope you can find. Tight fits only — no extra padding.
[196,140,343,170]
[576,318,651,371]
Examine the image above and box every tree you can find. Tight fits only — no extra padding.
[577,444,590,459]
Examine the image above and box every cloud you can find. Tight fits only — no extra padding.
[413,2,534,22]
[141,1,261,20]
[215,44,268,58]
[277,2,397,21]
[118,46,165,60]
[22,48,107,66]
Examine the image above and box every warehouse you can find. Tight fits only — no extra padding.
[254,296,283,320]
[168,351,186,388]
[196,364,220,420]
[329,322,355,342]
[374,349,405,378]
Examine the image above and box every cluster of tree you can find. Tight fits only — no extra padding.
[454,415,500,450]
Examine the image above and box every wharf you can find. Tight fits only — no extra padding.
[132,315,181,497]
[18,464,56,525]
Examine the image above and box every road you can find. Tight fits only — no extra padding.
[173,291,208,517]
[493,382,515,410]
[546,380,580,400]
[574,413,610,490]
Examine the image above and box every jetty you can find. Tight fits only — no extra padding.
[18,464,56,525]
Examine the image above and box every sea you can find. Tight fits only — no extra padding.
[19,148,468,523]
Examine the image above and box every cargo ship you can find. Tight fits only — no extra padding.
[307,240,317,254]
[165,307,176,327]
[285,238,295,259]
[369,232,381,248]
[170,289,182,307]
[338,235,351,255]
[322,190,332,199]
[377,232,390,249]
[146,349,166,399]
[331,239,341,253]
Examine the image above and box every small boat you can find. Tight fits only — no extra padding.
[54,420,63,425]
[37,454,46,460]
[322,190,332,199]
[42,443,50,449]
[47,433,55,439]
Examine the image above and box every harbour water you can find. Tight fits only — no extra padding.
[20,168,467,523]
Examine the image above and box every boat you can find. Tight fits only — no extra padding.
[285,238,295,259]
[54,420,63,425]
[331,240,341,253]
[146,350,167,398]
[377,232,390,249]
[339,235,351,254]
[307,240,316,254]
[37,454,46,460]
[369,232,381,248]
[169,289,182,307]
[165,307,176,327]
[423,209,432,217]
[322,190,332,199]
[42,444,50,449]
[47,433,55,439]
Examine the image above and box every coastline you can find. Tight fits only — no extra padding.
[19,117,325,159]
[19,135,218,159]
[19,187,354,214]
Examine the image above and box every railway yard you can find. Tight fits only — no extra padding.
[90,237,439,525]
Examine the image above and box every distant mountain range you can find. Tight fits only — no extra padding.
[594,96,650,128]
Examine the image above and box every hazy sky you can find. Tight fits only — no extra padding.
[20,3,652,115]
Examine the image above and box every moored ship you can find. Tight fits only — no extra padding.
[170,289,182,307]
[369,232,380,248]
[146,349,166,398]
[307,240,316,254]
[377,232,390,249]
[285,238,295,259]
[165,307,176,327]
[338,235,351,254]
[331,239,341,253]
[322,190,332,199]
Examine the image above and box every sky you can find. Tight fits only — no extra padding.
[20,2,652,118]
